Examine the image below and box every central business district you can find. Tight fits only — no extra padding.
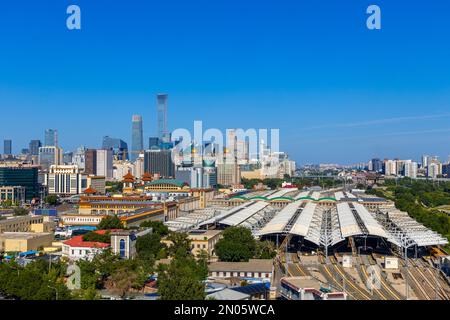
[4,170,449,300]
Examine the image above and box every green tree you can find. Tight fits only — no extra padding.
[166,232,192,258]
[157,250,208,300]
[97,215,124,230]
[139,220,169,236]
[13,207,29,216]
[255,240,277,259]
[1,199,13,208]
[44,195,59,206]
[136,232,167,261]
[82,231,111,244]
[215,226,256,262]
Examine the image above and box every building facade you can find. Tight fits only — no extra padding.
[131,115,144,162]
[44,165,87,195]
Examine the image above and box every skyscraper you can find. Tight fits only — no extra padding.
[96,149,114,179]
[45,129,58,147]
[144,149,174,178]
[29,140,42,156]
[102,136,129,160]
[3,140,12,156]
[38,146,63,171]
[157,94,169,143]
[131,115,143,162]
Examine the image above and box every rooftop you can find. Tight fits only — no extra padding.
[209,259,273,273]
[0,232,51,240]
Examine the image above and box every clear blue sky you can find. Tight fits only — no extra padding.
[0,0,449,164]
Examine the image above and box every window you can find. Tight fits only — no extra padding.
[119,239,126,258]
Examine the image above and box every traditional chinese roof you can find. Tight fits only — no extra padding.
[123,171,135,183]
[147,179,188,188]
[141,172,152,181]
[83,187,98,194]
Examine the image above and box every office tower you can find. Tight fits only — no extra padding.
[96,149,114,179]
[443,163,450,177]
[0,167,39,201]
[149,137,160,150]
[38,146,63,171]
[217,162,241,186]
[44,165,86,195]
[371,158,383,173]
[102,136,129,160]
[131,115,143,162]
[404,161,418,178]
[84,149,97,175]
[157,94,169,143]
[44,129,58,147]
[21,149,30,155]
[29,140,42,156]
[62,152,73,164]
[144,149,174,178]
[73,146,87,170]
[3,140,12,156]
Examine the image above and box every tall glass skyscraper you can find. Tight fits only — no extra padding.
[131,115,143,162]
[157,94,169,143]
[45,129,58,147]
[29,140,42,156]
[3,140,12,155]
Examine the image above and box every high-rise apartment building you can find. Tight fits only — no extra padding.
[29,140,42,156]
[3,140,12,156]
[73,146,87,170]
[404,161,418,178]
[96,149,114,180]
[157,94,169,143]
[131,115,143,162]
[44,129,58,147]
[371,158,383,172]
[384,159,397,176]
[144,149,174,178]
[427,163,442,179]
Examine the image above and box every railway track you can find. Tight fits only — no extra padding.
[328,256,372,300]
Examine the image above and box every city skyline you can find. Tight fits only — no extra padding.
[1,1,449,163]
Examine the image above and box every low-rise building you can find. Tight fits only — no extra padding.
[280,276,347,300]
[0,215,44,233]
[0,232,53,252]
[0,186,26,204]
[188,230,222,258]
[62,230,111,261]
[208,259,274,283]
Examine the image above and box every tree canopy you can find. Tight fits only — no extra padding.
[97,215,124,230]
[215,226,257,262]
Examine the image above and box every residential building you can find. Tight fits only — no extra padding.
[404,161,418,178]
[371,158,383,172]
[187,229,222,258]
[96,149,113,180]
[217,162,240,186]
[131,115,143,162]
[427,162,442,179]
[383,159,397,176]
[110,228,152,259]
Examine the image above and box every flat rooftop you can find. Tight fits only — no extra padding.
[209,259,273,273]
[188,229,222,240]
[1,232,51,239]
[281,276,322,291]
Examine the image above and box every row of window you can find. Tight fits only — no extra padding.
[212,271,271,278]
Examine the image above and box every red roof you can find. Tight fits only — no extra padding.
[63,235,110,249]
[62,229,122,248]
